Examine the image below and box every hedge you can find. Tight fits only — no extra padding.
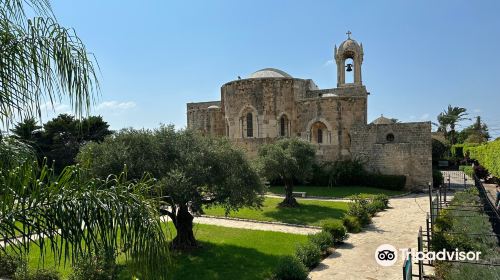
[458,165,474,178]
[361,174,406,190]
[451,143,480,158]
[464,140,500,178]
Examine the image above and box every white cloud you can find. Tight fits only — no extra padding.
[96,101,136,111]
[323,59,334,67]
[473,108,482,113]
[40,102,71,114]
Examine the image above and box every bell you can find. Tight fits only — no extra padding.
[346,63,353,72]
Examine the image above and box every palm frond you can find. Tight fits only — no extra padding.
[0,5,99,126]
[0,162,170,279]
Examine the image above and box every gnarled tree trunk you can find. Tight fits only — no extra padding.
[280,178,298,207]
[172,204,198,250]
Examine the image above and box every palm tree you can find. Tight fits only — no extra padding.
[0,1,170,278]
[437,105,469,145]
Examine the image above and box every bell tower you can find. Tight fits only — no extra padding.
[335,31,364,87]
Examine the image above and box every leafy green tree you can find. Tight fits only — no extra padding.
[10,114,112,172]
[39,114,80,171]
[78,126,264,249]
[81,115,113,143]
[77,128,166,180]
[9,118,42,143]
[437,105,469,144]
[258,138,316,207]
[432,138,449,160]
[456,116,490,144]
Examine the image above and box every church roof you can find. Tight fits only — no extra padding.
[338,38,362,54]
[249,68,292,79]
[371,115,395,125]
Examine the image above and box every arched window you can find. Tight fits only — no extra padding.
[246,112,253,137]
[310,121,328,144]
[280,116,286,137]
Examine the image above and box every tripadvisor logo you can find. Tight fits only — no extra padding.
[375,244,481,266]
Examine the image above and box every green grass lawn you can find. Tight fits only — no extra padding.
[268,185,406,198]
[203,197,348,226]
[167,224,308,279]
[14,224,308,280]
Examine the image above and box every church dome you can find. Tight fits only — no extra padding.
[338,38,362,54]
[372,115,395,125]
[249,68,292,79]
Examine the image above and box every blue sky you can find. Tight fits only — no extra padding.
[46,0,500,137]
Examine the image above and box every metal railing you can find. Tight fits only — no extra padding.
[473,175,500,243]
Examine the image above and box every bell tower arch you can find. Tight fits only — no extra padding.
[335,31,364,87]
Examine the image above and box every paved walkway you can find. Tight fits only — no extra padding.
[441,170,473,189]
[309,194,432,280]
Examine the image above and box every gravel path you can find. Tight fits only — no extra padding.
[192,216,321,235]
[309,194,433,280]
[265,194,351,202]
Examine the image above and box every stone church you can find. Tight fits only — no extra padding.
[187,34,432,189]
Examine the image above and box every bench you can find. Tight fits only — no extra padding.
[292,191,306,198]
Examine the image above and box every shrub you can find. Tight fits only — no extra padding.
[362,174,406,190]
[13,260,60,280]
[459,165,474,178]
[372,194,389,209]
[370,200,387,212]
[273,256,308,280]
[465,140,500,178]
[0,253,20,278]
[325,159,367,186]
[321,221,347,243]
[432,189,500,280]
[347,196,371,225]
[432,138,449,160]
[308,231,334,252]
[69,247,118,280]
[308,162,330,186]
[295,242,321,269]
[365,202,378,216]
[342,215,362,233]
[473,164,489,180]
[433,169,444,188]
[24,269,61,280]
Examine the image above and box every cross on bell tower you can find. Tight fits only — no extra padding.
[334,32,364,87]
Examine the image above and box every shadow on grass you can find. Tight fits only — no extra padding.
[263,203,346,225]
[170,241,283,280]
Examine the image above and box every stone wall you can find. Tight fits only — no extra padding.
[215,78,369,160]
[296,86,368,161]
[350,122,432,190]
[186,101,224,136]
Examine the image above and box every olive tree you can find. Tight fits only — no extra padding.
[258,138,316,207]
[78,126,265,249]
